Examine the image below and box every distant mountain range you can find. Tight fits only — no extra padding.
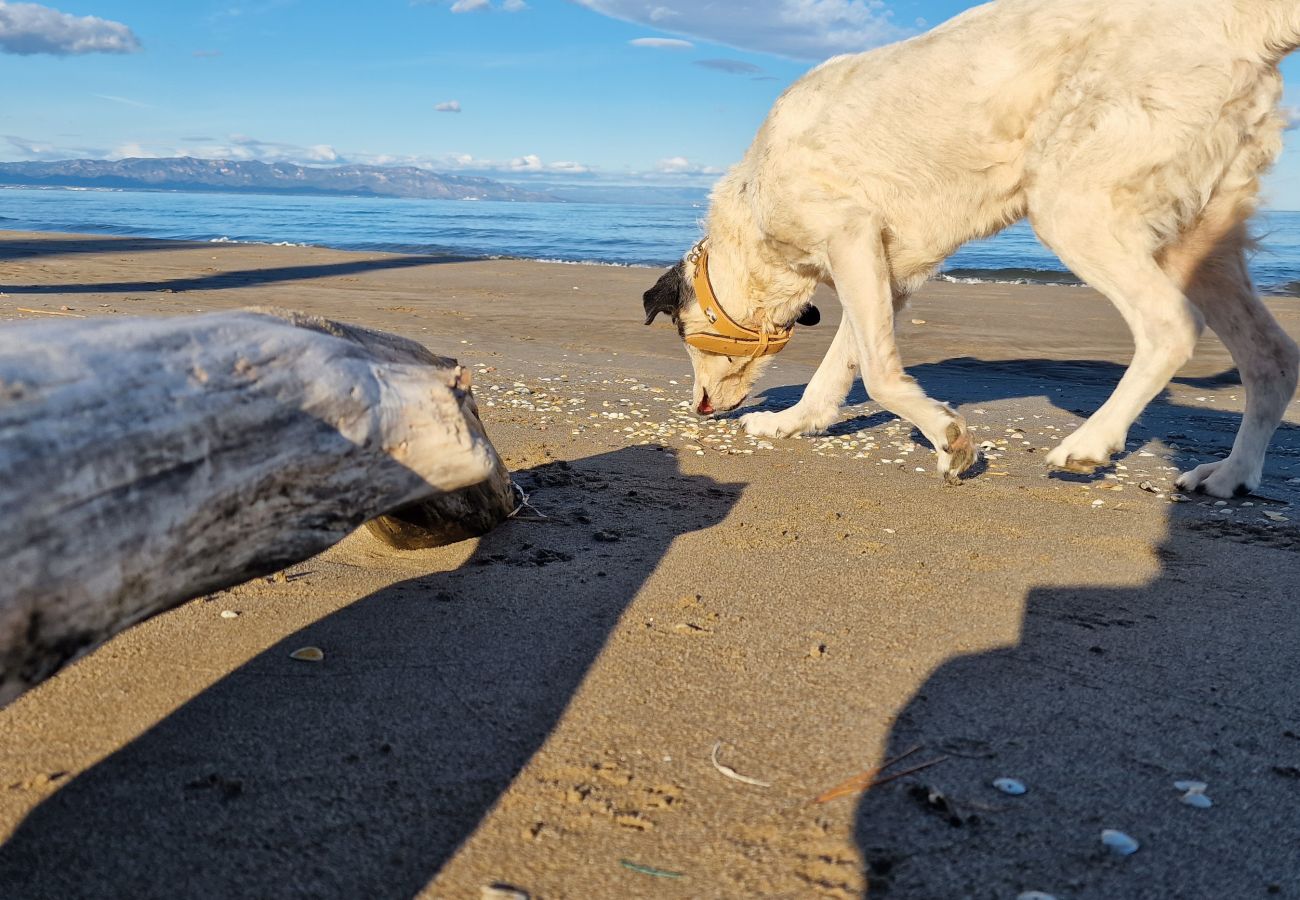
[0,157,557,202]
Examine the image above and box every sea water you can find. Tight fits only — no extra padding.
[2,186,1298,294]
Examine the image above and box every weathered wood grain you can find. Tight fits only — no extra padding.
[0,307,512,705]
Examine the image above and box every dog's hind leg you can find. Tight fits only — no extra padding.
[826,223,977,482]
[1030,193,1206,473]
[741,317,856,438]
[1167,220,1300,497]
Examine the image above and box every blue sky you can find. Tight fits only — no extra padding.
[3,0,1300,205]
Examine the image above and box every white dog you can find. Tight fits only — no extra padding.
[644,0,1300,497]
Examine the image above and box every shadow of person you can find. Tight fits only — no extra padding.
[0,446,741,899]
[852,507,1300,898]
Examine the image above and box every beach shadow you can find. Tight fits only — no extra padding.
[851,507,1300,897]
[0,236,237,261]
[0,254,469,295]
[0,446,740,899]
[756,357,1300,478]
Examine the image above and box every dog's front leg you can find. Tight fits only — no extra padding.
[828,223,978,483]
[741,317,856,438]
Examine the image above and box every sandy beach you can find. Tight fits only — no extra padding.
[1,230,1298,899]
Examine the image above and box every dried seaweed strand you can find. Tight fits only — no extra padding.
[620,859,684,879]
[813,746,950,804]
[711,741,772,788]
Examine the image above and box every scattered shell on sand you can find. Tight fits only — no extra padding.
[289,646,324,662]
[219,610,239,619]
[1017,893,1059,900]
[993,777,1027,796]
[481,885,529,900]
[1101,829,1140,856]
[1175,780,1212,808]
[1263,511,1290,522]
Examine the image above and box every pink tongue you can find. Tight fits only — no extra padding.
[698,395,714,415]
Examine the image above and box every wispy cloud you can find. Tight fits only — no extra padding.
[629,36,692,50]
[0,1,141,55]
[572,0,906,60]
[94,94,152,109]
[435,100,462,113]
[192,49,222,58]
[694,58,763,75]
[429,0,526,11]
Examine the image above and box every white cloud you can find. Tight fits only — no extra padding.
[508,154,543,171]
[655,156,722,176]
[629,36,692,50]
[435,100,462,112]
[502,0,527,10]
[449,0,488,10]
[571,0,906,60]
[3,133,109,159]
[0,1,140,55]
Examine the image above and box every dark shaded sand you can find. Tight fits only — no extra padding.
[1,230,1298,899]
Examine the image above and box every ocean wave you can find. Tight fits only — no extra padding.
[208,236,312,248]
[935,267,1082,287]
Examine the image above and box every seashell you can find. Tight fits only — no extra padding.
[220,610,239,619]
[1101,829,1140,856]
[289,646,324,662]
[1017,893,1058,900]
[1181,791,1212,809]
[1173,780,1207,793]
[993,777,1027,795]
[481,885,529,900]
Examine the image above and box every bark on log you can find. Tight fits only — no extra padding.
[0,307,514,706]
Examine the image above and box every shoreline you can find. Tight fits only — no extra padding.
[2,230,1299,899]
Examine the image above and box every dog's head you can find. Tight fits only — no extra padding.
[643,248,819,417]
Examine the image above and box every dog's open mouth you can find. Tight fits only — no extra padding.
[697,392,748,417]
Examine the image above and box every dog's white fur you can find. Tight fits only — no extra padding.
[663,0,1300,497]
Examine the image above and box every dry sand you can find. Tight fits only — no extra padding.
[0,230,1298,899]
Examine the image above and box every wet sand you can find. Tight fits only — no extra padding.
[1,230,1298,899]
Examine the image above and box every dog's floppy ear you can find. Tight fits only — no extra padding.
[797,304,821,327]
[643,262,685,325]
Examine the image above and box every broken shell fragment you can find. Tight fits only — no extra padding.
[993,777,1027,795]
[1101,829,1140,856]
[289,646,324,662]
[1173,780,1207,793]
[220,610,239,619]
[1017,893,1059,900]
[1181,791,1213,809]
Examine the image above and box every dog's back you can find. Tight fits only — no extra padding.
[719,0,1290,282]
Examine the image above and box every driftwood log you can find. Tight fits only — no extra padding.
[0,307,514,705]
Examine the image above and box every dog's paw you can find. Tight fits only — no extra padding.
[1046,429,1123,474]
[937,418,979,484]
[741,408,832,439]
[1175,458,1261,498]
